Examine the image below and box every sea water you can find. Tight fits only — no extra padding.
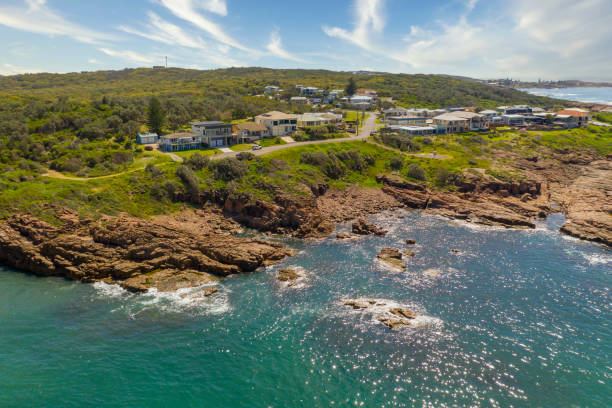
[1,211,610,407]
[521,87,612,105]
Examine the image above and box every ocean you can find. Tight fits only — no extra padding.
[520,87,612,105]
[1,211,610,407]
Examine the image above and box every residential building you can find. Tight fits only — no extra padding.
[301,87,319,96]
[297,112,342,127]
[498,105,532,115]
[190,121,234,147]
[388,125,438,136]
[556,109,591,127]
[357,89,377,101]
[502,114,526,126]
[387,116,428,126]
[233,122,270,142]
[433,111,488,133]
[265,85,280,94]
[137,133,158,144]
[349,95,373,109]
[290,96,308,104]
[479,110,498,118]
[383,108,410,119]
[255,111,298,136]
[160,132,201,152]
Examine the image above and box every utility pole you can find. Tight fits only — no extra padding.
[165,56,168,68]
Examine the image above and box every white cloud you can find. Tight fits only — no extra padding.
[266,29,305,63]
[392,17,486,69]
[0,0,115,44]
[119,11,208,50]
[0,63,44,76]
[98,48,156,64]
[323,0,386,51]
[157,0,250,52]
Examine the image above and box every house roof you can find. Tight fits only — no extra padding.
[479,110,498,115]
[556,109,590,117]
[434,111,483,121]
[256,111,298,120]
[234,122,268,132]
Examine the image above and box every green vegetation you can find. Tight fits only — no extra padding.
[1,67,607,225]
[258,137,286,147]
[345,77,357,97]
[230,143,254,151]
[594,112,612,124]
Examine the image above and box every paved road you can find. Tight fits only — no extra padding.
[591,120,611,127]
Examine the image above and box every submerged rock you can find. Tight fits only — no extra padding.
[405,239,416,245]
[336,232,352,240]
[343,298,422,330]
[120,269,219,293]
[277,267,307,287]
[404,250,415,257]
[352,218,388,236]
[181,286,219,299]
[376,248,406,270]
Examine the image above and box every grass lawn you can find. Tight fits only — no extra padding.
[172,148,222,158]
[343,110,370,128]
[258,137,287,147]
[230,144,254,151]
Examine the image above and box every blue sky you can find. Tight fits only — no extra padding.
[1,0,611,80]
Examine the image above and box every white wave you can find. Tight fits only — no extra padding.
[338,297,444,330]
[92,281,130,298]
[581,253,612,265]
[140,283,230,315]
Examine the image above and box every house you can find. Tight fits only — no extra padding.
[255,111,298,136]
[383,108,410,119]
[265,85,280,94]
[233,122,270,142]
[433,111,488,133]
[388,125,438,136]
[297,112,343,127]
[356,89,377,101]
[349,95,373,109]
[498,105,532,115]
[290,96,308,104]
[301,87,319,96]
[159,132,201,152]
[556,109,591,127]
[502,114,526,126]
[387,116,428,126]
[190,121,234,147]
[137,133,158,144]
[479,110,498,118]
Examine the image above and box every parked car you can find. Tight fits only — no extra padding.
[252,144,262,150]
[144,145,154,151]
[347,128,356,134]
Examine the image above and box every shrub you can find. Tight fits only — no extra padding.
[145,163,164,178]
[434,167,459,186]
[337,150,366,172]
[184,152,209,170]
[63,157,85,173]
[406,164,426,181]
[212,158,248,181]
[175,165,200,200]
[299,151,345,179]
[236,151,255,161]
[389,157,403,170]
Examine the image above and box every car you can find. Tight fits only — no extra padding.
[347,128,356,134]
[252,144,263,150]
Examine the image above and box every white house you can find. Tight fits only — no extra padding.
[255,111,299,136]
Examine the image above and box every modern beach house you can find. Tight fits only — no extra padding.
[255,111,298,136]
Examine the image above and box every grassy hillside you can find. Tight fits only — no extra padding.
[0,67,566,108]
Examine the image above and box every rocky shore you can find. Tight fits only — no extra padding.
[0,209,291,292]
[1,154,609,290]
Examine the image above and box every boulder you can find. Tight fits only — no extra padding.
[336,232,352,240]
[352,218,388,236]
[389,307,417,319]
[376,248,406,270]
[278,268,300,282]
[405,239,416,245]
[344,299,376,309]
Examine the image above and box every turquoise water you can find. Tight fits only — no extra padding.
[521,87,612,105]
[1,212,611,407]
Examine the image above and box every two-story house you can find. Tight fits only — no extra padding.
[255,111,298,136]
[190,121,234,147]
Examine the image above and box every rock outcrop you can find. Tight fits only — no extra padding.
[0,210,292,291]
[376,248,406,270]
[343,298,423,329]
[352,219,388,236]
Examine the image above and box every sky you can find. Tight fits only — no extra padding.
[0,0,611,80]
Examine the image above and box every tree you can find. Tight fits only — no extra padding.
[345,77,357,97]
[147,96,165,135]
